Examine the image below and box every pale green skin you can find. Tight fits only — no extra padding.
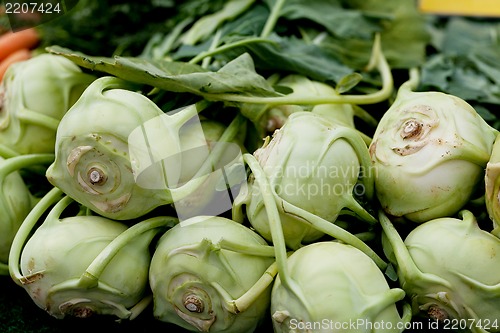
[485,133,500,232]
[275,74,357,128]
[380,210,500,333]
[271,242,407,333]
[0,157,33,265]
[45,76,173,220]
[234,111,375,249]
[0,54,95,154]
[370,88,497,223]
[149,215,274,333]
[19,213,154,319]
[172,119,247,218]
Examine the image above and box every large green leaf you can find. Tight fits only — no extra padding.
[214,34,355,84]
[46,46,279,98]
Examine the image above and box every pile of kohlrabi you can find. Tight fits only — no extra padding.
[2,1,500,332]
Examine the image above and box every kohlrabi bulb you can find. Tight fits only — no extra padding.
[0,54,95,154]
[234,111,376,250]
[271,241,409,333]
[0,153,54,274]
[0,156,34,266]
[369,81,498,223]
[18,196,160,319]
[149,215,274,333]
[380,210,500,331]
[45,76,173,220]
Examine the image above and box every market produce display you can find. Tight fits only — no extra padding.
[1,1,500,332]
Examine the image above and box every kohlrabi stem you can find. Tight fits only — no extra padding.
[362,288,406,320]
[78,216,178,288]
[201,34,393,106]
[8,187,64,285]
[232,261,278,313]
[243,154,287,279]
[217,239,276,257]
[188,38,278,65]
[454,139,494,166]
[357,130,373,146]
[260,0,287,38]
[0,153,54,178]
[243,153,314,316]
[129,294,153,320]
[16,108,61,130]
[349,231,376,242]
[396,67,420,99]
[401,302,413,327]
[187,0,285,65]
[279,198,387,270]
[201,29,222,69]
[140,17,193,60]
[44,195,74,226]
[325,126,375,201]
[0,144,20,158]
[168,112,246,201]
[378,210,451,287]
[170,99,212,125]
[344,195,377,225]
[352,104,379,128]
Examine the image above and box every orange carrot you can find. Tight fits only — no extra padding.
[0,48,31,81]
[0,28,39,62]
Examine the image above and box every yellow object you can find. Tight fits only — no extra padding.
[419,0,500,17]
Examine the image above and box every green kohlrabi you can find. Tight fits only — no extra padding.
[149,215,276,333]
[0,54,95,156]
[233,111,377,250]
[46,75,247,220]
[379,210,500,332]
[45,76,172,220]
[271,241,411,333]
[237,153,400,333]
[0,154,54,274]
[9,187,177,319]
[369,69,498,223]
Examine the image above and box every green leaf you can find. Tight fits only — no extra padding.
[216,34,354,84]
[470,45,500,86]
[276,0,383,39]
[439,17,500,56]
[335,73,363,94]
[182,0,256,45]
[46,46,279,98]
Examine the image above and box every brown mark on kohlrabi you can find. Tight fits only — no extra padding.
[401,119,423,140]
[70,306,94,318]
[88,167,107,185]
[90,193,131,213]
[390,105,440,157]
[58,301,94,318]
[66,146,93,177]
[427,304,449,321]
[184,294,204,313]
[392,144,424,156]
